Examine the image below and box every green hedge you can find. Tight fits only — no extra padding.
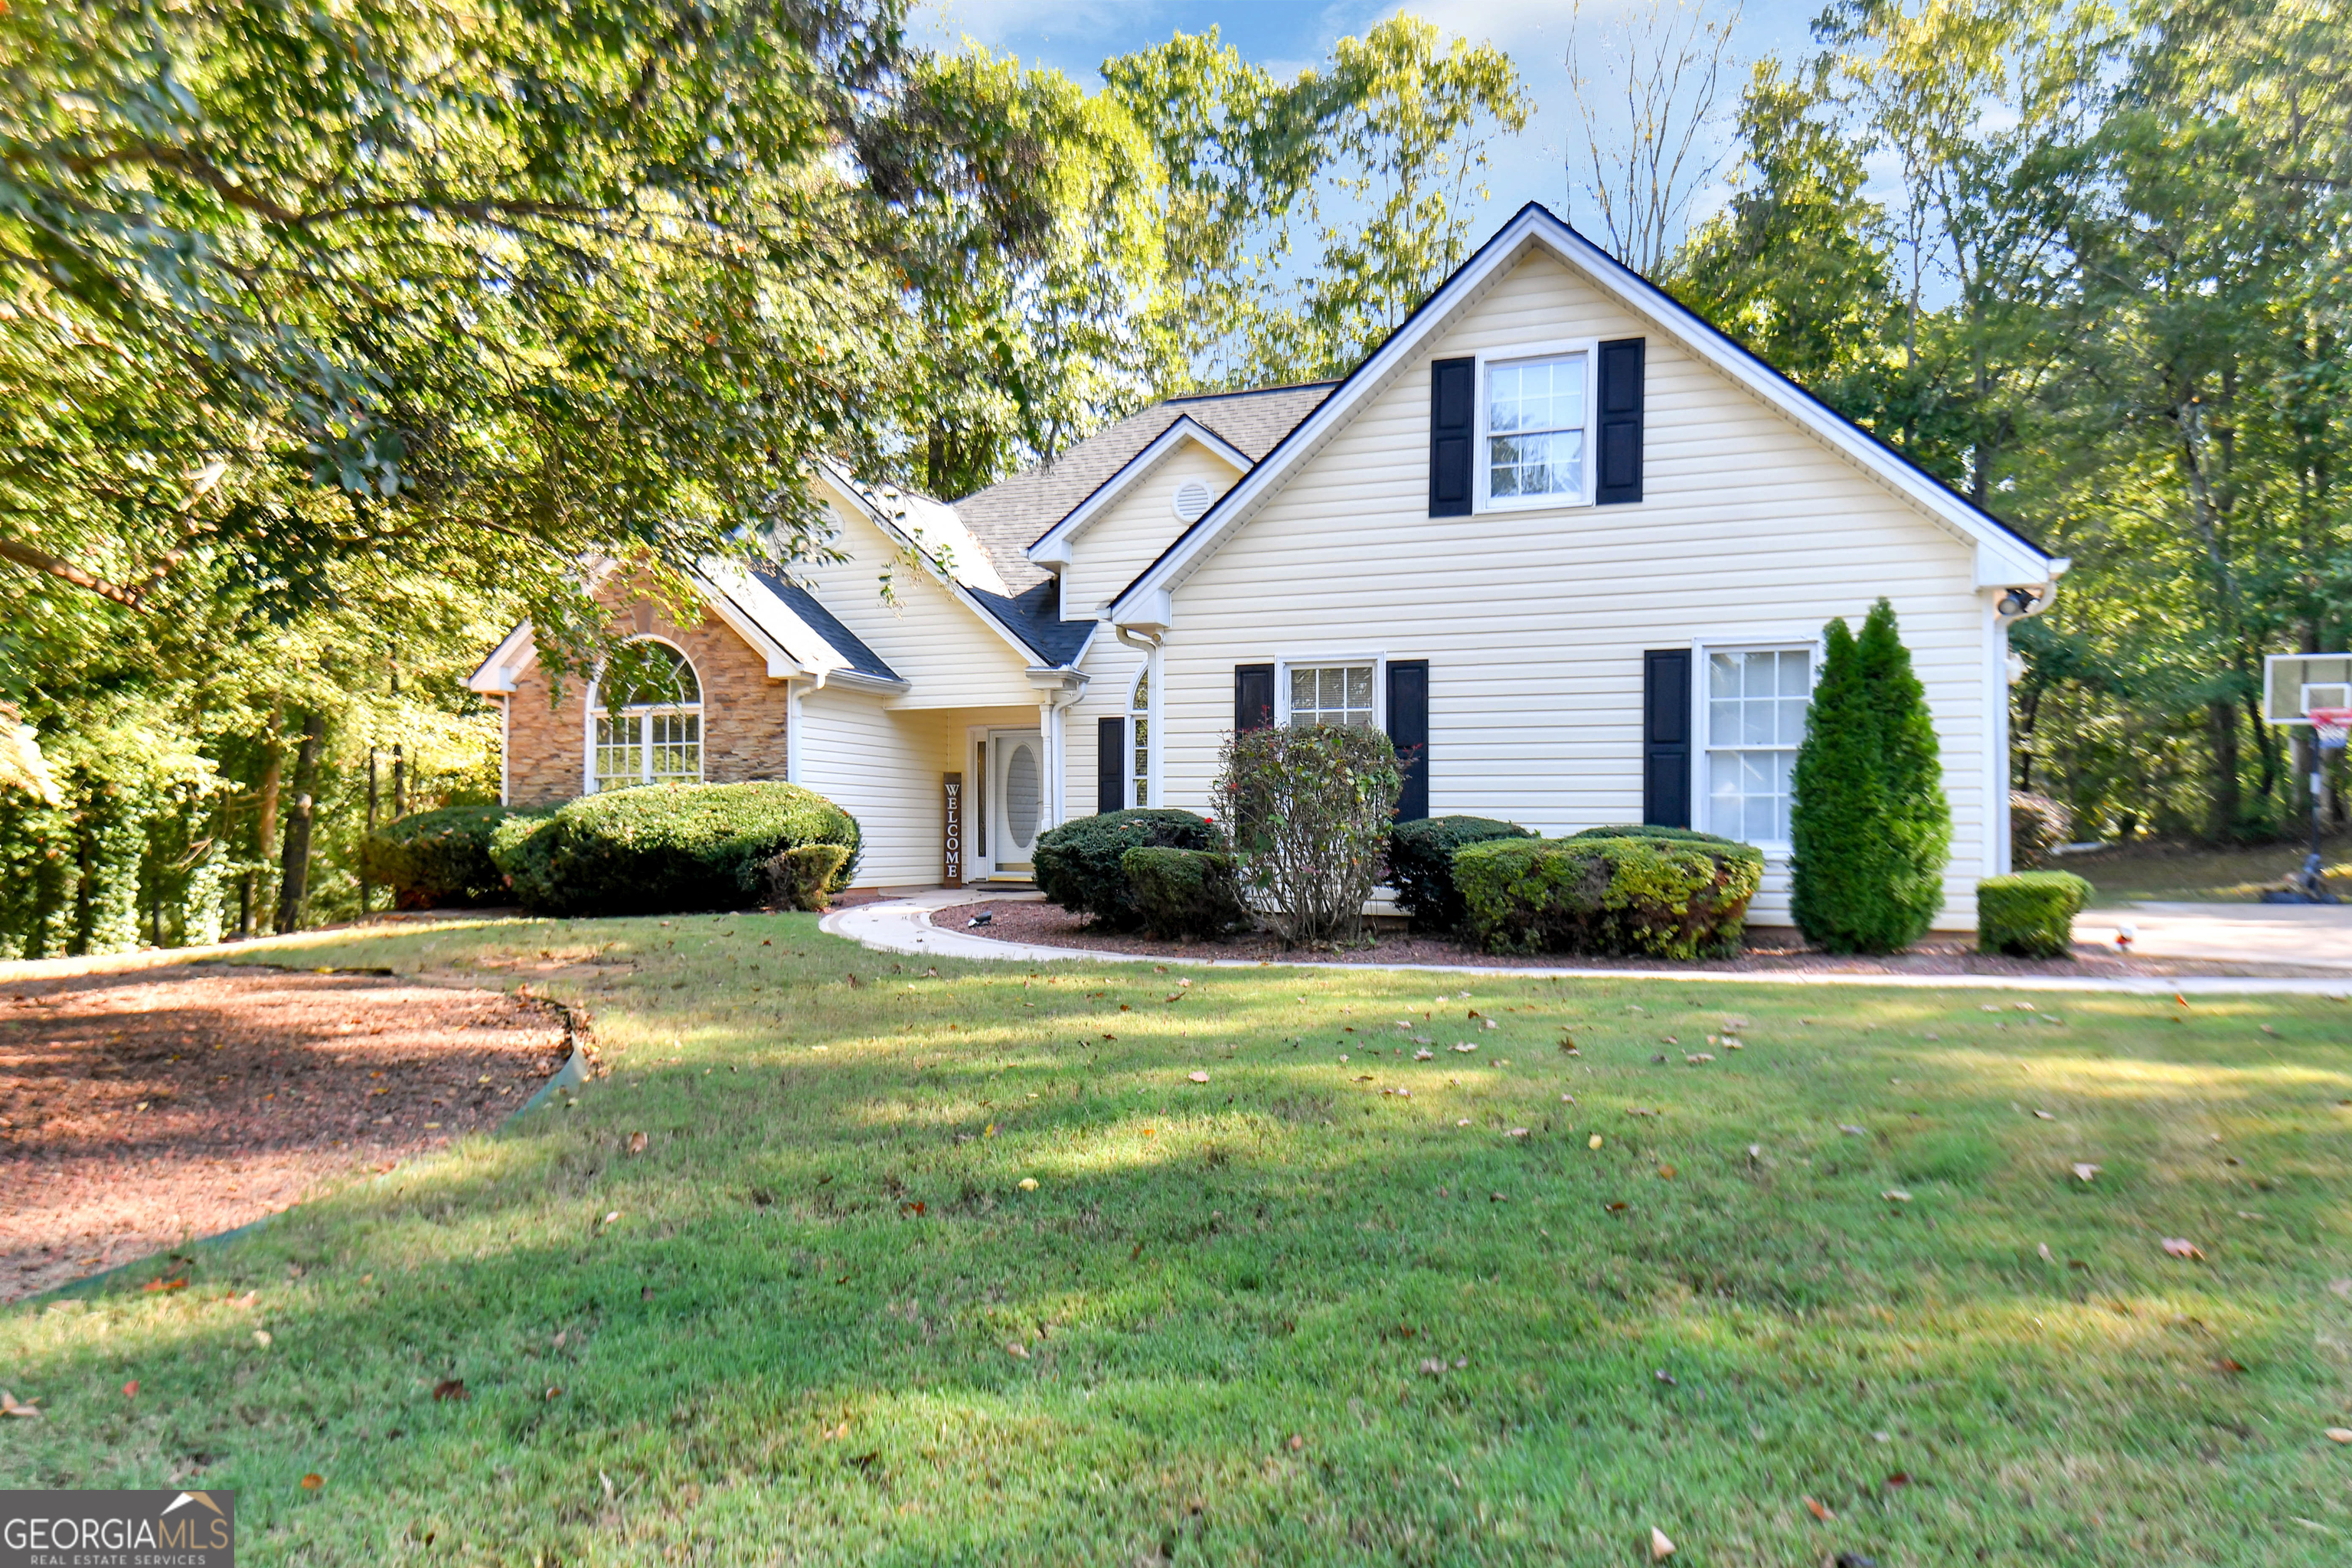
[1455,834,1764,961]
[1386,815,1534,933]
[1122,845,1252,940]
[1567,824,1746,847]
[358,805,543,909]
[1034,809,1223,929]
[1976,871,2089,958]
[766,843,851,912]
[488,782,861,916]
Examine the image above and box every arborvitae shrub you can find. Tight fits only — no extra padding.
[1791,600,1951,952]
[1034,809,1223,929]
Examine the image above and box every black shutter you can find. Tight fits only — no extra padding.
[1234,664,1275,732]
[1387,660,1429,822]
[1642,648,1690,828]
[1429,357,1475,517]
[1097,717,1125,813]
[1596,337,1645,505]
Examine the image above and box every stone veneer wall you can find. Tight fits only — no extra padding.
[503,590,789,807]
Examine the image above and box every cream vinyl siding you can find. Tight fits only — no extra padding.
[1061,442,1242,617]
[795,689,1039,887]
[1150,250,1991,926]
[792,497,1039,710]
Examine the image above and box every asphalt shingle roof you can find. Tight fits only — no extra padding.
[952,382,1335,592]
[746,569,902,682]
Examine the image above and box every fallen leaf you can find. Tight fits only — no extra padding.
[253,1331,273,1348]
[2034,1110,2056,1120]
[545,1387,562,1400]
[300,1474,322,1491]
[2325,1428,2352,1443]
[1884,1472,1911,1488]
[1805,1494,1834,1521]
[1657,1165,1677,1179]
[1651,1526,1676,1560]
[122,1381,138,1398]
[2072,1163,2102,1182]
[230,1291,257,1308]
[1606,1200,1629,1213]
[1288,1434,1305,1451]
[1653,1369,1677,1385]
[1589,1134,1605,1149]
[433,1378,468,1401]
[1418,1357,1447,1377]
[143,1276,188,1293]
[0,1390,39,1419]
[627,1131,648,1155]
[2161,1237,2204,1259]
[2038,1243,2054,1262]
[1018,1177,1038,1191]
[1187,1071,1209,1083]
[602,1211,620,1227]
[1004,1341,1029,1358]
[1509,1127,1530,1138]
[1839,1125,1867,1137]
[2214,1356,2246,1374]
[1881,1189,1913,1204]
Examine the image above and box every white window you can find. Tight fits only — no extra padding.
[1704,647,1813,845]
[1129,670,1151,807]
[590,640,703,792]
[1288,664,1375,729]
[1483,350,1590,508]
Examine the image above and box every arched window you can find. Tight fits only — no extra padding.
[590,640,702,792]
[1129,669,1150,808]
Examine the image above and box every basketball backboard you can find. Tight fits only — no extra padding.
[2262,652,2352,724]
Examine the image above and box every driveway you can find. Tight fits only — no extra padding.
[2075,900,2352,972]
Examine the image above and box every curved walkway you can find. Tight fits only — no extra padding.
[822,890,2352,997]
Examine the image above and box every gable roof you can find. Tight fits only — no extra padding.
[1024,414,1252,570]
[1111,202,2057,627]
[737,570,901,683]
[813,462,1095,670]
[952,381,1334,591]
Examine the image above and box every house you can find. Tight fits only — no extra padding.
[469,202,2064,927]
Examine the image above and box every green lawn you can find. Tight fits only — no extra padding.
[5,916,2350,1565]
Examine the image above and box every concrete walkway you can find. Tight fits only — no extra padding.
[2075,901,2352,972]
[822,890,2352,997]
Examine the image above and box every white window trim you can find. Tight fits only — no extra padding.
[1474,338,1599,514]
[1127,660,1157,809]
[581,636,705,795]
[1688,635,1823,855]
[1274,654,1387,730]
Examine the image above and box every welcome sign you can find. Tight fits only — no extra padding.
[2,1490,235,1567]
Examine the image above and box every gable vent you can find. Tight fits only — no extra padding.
[1171,479,1214,522]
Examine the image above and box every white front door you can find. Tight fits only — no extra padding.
[988,729,1047,875]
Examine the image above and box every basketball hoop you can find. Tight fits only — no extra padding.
[2312,707,2352,753]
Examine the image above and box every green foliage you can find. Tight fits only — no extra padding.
[1215,724,1402,948]
[1792,602,1952,953]
[1976,871,2091,958]
[1034,810,1223,930]
[489,784,861,918]
[1104,18,1528,387]
[359,806,541,910]
[2008,791,2075,869]
[765,844,853,913]
[1385,815,1534,933]
[1120,845,1253,940]
[1453,835,1764,962]
[1567,825,1748,847]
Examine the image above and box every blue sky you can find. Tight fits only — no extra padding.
[910,1,1831,248]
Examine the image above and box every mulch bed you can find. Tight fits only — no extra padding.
[936,899,2350,980]
[0,962,571,1303]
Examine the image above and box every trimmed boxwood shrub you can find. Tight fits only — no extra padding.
[1454,834,1765,961]
[1387,815,1534,933]
[359,805,544,909]
[1568,824,1744,847]
[1122,846,1253,940]
[1034,809,1223,929]
[488,782,861,916]
[1976,871,2089,958]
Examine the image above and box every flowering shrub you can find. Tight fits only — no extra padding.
[1214,723,1401,947]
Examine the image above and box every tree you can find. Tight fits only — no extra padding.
[1564,0,1745,278]
[1105,18,1529,388]
[1791,600,1949,951]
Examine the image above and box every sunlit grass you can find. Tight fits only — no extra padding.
[2,913,2349,1564]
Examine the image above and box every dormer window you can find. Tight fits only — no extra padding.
[1171,479,1214,523]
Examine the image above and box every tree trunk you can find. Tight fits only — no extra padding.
[2205,698,2243,840]
[276,711,327,933]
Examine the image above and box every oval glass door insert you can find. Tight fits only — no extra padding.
[1004,741,1041,851]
